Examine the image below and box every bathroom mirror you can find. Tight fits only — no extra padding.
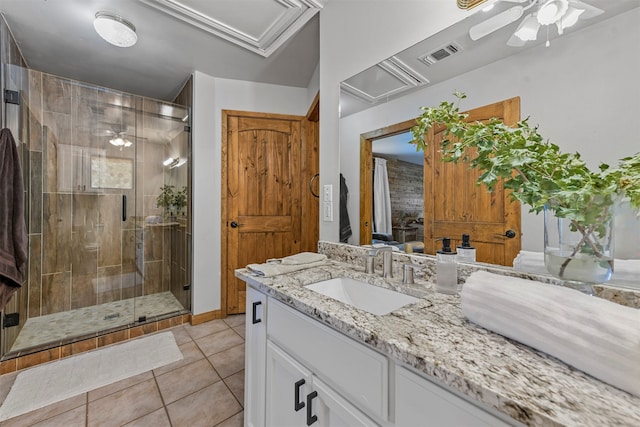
[339,0,640,288]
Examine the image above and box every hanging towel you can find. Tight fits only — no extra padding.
[339,173,352,243]
[461,271,640,397]
[0,129,27,311]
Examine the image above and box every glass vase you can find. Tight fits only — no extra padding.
[543,204,614,292]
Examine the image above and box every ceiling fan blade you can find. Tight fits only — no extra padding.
[569,0,603,19]
[469,5,525,40]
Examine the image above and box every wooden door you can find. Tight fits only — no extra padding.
[222,110,311,315]
[423,97,521,265]
[359,97,521,266]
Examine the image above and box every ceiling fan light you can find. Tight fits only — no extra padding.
[561,6,584,29]
[514,14,540,41]
[123,140,133,147]
[110,136,126,147]
[94,12,137,48]
[537,0,569,25]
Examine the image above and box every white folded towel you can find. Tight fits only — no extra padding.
[512,250,640,284]
[512,250,547,274]
[461,271,640,397]
[248,252,328,277]
[266,252,327,265]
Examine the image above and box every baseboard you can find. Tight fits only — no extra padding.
[190,310,223,325]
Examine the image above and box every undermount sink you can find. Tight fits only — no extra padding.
[305,277,419,315]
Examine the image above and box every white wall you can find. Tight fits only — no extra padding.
[339,9,640,253]
[319,0,469,242]
[192,72,309,315]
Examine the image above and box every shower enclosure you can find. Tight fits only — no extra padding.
[1,64,192,358]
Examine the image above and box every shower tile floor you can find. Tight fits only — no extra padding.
[0,316,245,426]
[10,292,185,353]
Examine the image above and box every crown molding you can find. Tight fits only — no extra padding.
[140,0,323,57]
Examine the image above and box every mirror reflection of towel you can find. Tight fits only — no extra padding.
[339,173,352,243]
[0,128,27,311]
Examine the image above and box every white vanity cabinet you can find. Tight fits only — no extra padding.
[243,283,516,427]
[244,287,267,427]
[266,340,376,426]
[395,366,513,427]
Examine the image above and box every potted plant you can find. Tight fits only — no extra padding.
[410,92,640,286]
[173,186,187,217]
[156,185,176,219]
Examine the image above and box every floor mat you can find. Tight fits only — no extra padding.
[0,331,182,421]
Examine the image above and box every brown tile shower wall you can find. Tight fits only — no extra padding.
[15,70,179,318]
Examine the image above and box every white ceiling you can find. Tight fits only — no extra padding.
[340,0,640,118]
[0,0,323,101]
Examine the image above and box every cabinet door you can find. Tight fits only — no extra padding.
[312,377,378,427]
[266,341,312,427]
[395,366,512,427]
[244,287,267,427]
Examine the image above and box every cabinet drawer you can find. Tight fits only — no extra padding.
[268,299,388,421]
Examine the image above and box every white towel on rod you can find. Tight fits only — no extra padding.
[461,271,640,397]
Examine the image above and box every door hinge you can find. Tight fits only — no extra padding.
[3,313,19,328]
[183,284,190,291]
[4,89,20,105]
[184,125,191,132]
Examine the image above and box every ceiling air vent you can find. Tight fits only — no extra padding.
[418,43,462,67]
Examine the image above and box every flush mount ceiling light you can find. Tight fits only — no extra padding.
[93,11,137,47]
[469,0,602,47]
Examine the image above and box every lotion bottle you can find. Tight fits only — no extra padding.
[457,234,476,264]
[435,237,458,294]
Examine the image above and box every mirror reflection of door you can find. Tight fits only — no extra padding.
[360,97,521,266]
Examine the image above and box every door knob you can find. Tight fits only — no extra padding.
[495,230,517,238]
[230,221,238,228]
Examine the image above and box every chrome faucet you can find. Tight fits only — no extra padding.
[367,246,394,278]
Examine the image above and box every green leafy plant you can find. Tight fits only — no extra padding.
[173,186,187,216]
[156,185,188,217]
[410,92,640,278]
[156,185,176,216]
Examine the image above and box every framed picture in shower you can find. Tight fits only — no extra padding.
[90,156,134,189]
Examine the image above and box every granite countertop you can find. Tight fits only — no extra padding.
[236,255,640,427]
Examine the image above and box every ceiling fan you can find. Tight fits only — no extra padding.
[94,128,144,150]
[469,0,603,47]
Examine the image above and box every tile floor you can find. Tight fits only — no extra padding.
[10,292,186,353]
[0,315,246,426]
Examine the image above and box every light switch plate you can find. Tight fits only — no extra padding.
[323,184,332,202]
[323,202,333,221]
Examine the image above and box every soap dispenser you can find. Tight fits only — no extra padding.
[457,234,476,264]
[436,237,458,295]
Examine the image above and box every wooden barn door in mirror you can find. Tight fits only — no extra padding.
[360,97,521,266]
[222,110,311,315]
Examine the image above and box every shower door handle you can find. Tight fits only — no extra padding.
[122,195,127,222]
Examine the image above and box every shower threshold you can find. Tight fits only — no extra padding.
[9,292,185,354]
